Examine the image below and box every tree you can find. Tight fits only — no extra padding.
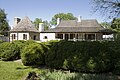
[33,18,50,30]
[43,20,50,30]
[111,18,120,32]
[50,13,77,26]
[33,18,42,30]
[100,22,111,29]
[0,8,9,36]
[91,0,120,19]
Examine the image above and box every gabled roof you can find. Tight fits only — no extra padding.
[10,16,39,32]
[42,19,113,33]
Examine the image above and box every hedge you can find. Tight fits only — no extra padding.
[21,42,49,66]
[45,40,119,73]
[0,42,20,61]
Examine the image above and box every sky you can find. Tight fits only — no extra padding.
[0,0,106,27]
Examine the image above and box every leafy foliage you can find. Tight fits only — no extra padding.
[46,41,117,73]
[0,8,10,36]
[21,43,46,66]
[0,42,20,61]
[100,22,111,29]
[33,18,42,30]
[0,42,11,58]
[39,70,117,80]
[111,18,120,32]
[33,18,50,30]
[50,13,77,26]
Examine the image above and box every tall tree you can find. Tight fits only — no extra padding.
[100,22,111,29]
[0,8,9,36]
[91,0,120,19]
[50,13,77,26]
[43,20,50,30]
[33,18,42,30]
[33,18,50,30]
[111,18,120,32]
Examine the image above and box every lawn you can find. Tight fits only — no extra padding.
[0,60,119,80]
[0,60,41,80]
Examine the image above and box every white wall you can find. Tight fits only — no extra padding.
[10,32,29,42]
[40,33,55,42]
[18,33,29,40]
[10,33,18,42]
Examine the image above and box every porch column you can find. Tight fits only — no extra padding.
[95,33,97,41]
[63,33,65,40]
[75,33,77,39]
[82,33,85,40]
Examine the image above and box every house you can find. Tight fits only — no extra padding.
[10,17,40,42]
[40,16,114,42]
[10,16,114,42]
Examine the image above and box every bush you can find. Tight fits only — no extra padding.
[21,43,46,66]
[0,42,11,59]
[45,41,116,73]
[24,40,37,45]
[0,42,20,61]
[0,40,4,44]
[12,40,26,54]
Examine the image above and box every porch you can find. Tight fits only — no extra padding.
[55,33,114,41]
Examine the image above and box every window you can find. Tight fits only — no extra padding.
[12,34,16,40]
[56,34,63,39]
[85,34,95,40]
[44,36,47,39]
[23,34,27,40]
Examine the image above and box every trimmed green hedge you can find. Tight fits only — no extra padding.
[0,40,120,73]
[21,42,48,66]
[0,42,20,61]
[45,40,118,73]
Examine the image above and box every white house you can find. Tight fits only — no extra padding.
[10,16,115,42]
[10,17,40,42]
[40,17,115,42]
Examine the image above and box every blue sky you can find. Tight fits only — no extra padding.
[0,0,105,26]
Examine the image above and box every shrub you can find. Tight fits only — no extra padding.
[12,40,26,54]
[39,70,114,80]
[0,40,4,44]
[46,41,116,73]
[21,43,45,66]
[0,42,20,61]
[0,42,11,59]
[24,40,37,45]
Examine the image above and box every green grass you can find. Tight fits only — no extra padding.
[0,60,41,80]
[0,60,119,80]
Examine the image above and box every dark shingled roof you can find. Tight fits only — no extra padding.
[10,16,39,32]
[42,19,113,33]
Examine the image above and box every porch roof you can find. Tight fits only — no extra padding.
[41,27,114,33]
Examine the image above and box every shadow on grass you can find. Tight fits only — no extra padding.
[16,65,48,70]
